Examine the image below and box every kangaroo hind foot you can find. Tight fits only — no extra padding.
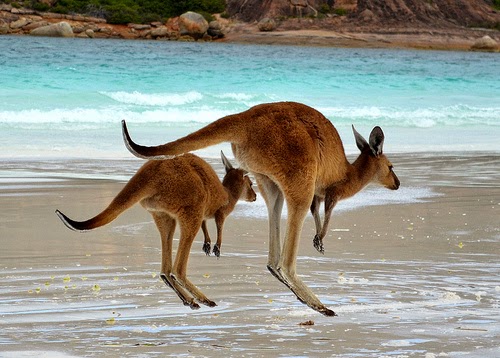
[160,273,200,310]
[169,273,217,308]
[268,266,336,317]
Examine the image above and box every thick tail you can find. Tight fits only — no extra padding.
[55,200,131,231]
[122,115,243,159]
[55,209,97,232]
[56,174,148,232]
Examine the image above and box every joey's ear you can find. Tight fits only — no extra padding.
[352,125,369,152]
[221,150,233,173]
[369,126,384,156]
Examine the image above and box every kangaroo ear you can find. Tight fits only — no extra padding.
[221,151,233,173]
[352,125,369,152]
[369,126,384,156]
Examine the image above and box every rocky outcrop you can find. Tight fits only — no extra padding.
[356,0,500,28]
[227,0,500,30]
[30,21,74,37]
[227,0,329,22]
[0,6,226,41]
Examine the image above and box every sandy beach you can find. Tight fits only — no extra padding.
[0,153,499,357]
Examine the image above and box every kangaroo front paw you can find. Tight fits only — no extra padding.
[213,244,220,258]
[202,242,211,256]
[313,234,324,254]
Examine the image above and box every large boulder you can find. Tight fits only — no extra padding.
[258,17,276,32]
[30,21,74,37]
[178,11,208,40]
[470,36,499,52]
[207,20,225,38]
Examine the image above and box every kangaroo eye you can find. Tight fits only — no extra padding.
[389,165,394,171]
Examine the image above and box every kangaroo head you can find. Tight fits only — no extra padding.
[221,151,257,202]
[241,174,257,202]
[352,125,400,191]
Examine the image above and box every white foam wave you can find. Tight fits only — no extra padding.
[100,91,203,106]
[2,103,498,128]
[320,104,500,128]
[215,93,256,101]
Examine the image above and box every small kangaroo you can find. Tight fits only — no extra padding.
[55,152,256,309]
[310,125,400,254]
[121,101,400,316]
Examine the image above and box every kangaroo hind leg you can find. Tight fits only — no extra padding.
[172,213,216,308]
[152,212,200,310]
[279,188,336,317]
[254,174,285,283]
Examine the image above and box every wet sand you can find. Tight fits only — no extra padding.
[1,153,499,357]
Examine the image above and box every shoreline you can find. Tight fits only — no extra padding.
[3,24,499,52]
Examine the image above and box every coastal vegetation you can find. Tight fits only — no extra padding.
[2,0,226,24]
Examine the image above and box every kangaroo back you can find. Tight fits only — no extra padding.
[56,165,153,232]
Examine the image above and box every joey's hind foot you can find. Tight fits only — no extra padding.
[313,234,325,254]
[202,242,211,255]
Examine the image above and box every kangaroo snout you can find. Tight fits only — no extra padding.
[391,175,401,190]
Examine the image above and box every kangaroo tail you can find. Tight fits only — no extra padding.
[122,114,244,159]
[56,174,148,232]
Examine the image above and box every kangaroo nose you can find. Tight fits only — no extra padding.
[394,177,400,190]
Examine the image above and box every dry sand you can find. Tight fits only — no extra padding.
[1,153,499,357]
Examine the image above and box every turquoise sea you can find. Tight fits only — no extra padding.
[1,36,499,214]
[1,36,499,159]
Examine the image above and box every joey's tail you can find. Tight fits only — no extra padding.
[122,115,244,159]
[55,174,148,232]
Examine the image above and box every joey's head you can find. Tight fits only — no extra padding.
[352,125,400,191]
[221,151,257,202]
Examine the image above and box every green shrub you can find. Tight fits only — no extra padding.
[105,3,140,24]
[12,0,227,24]
[31,0,50,11]
[318,4,331,14]
[334,7,348,16]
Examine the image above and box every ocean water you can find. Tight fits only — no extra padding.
[1,36,499,214]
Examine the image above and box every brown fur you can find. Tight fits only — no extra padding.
[122,101,400,316]
[56,152,256,309]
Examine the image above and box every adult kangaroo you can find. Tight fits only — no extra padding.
[56,152,256,309]
[122,101,400,316]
